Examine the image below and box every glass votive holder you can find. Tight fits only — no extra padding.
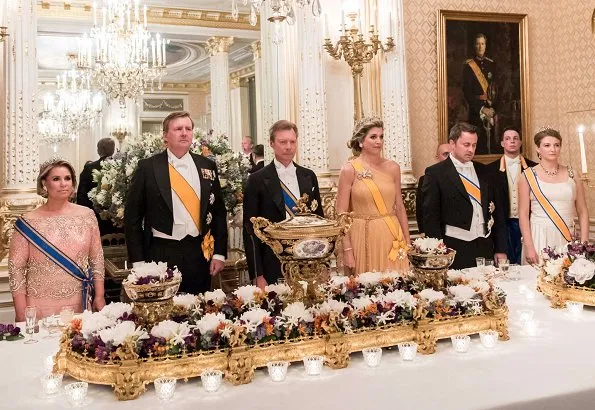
[479,330,499,349]
[517,309,534,323]
[397,342,418,361]
[267,361,289,382]
[451,334,471,353]
[362,347,382,367]
[518,284,528,294]
[60,307,75,326]
[303,355,324,376]
[485,259,494,267]
[509,264,521,281]
[40,373,63,396]
[567,301,584,318]
[475,257,485,267]
[43,354,55,374]
[523,319,539,337]
[200,370,223,393]
[525,289,536,301]
[64,382,88,406]
[154,377,176,401]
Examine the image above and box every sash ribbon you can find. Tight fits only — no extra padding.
[351,160,408,261]
[168,163,201,231]
[14,218,94,310]
[523,168,572,241]
[280,180,298,216]
[458,173,482,206]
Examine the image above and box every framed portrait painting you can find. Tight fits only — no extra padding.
[437,10,529,162]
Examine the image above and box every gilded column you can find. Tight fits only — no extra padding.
[250,41,263,144]
[0,0,42,265]
[207,36,233,138]
[295,9,329,174]
[380,0,416,216]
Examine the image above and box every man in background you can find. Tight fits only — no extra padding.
[77,137,121,236]
[487,126,536,264]
[241,135,255,167]
[416,143,452,235]
[249,144,265,174]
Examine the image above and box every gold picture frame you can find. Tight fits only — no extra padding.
[437,10,529,163]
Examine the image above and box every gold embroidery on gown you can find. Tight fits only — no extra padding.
[349,164,408,275]
[8,208,104,316]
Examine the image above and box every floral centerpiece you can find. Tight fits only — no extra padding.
[124,261,182,286]
[407,237,457,289]
[62,269,506,364]
[410,237,451,255]
[89,130,250,227]
[0,324,23,341]
[541,241,595,287]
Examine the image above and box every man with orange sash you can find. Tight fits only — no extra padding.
[422,122,508,269]
[125,111,228,294]
[243,120,323,289]
[462,33,498,155]
[487,127,536,264]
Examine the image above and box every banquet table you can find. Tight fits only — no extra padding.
[3,265,595,410]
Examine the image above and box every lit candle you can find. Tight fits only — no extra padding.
[162,38,166,66]
[92,2,97,26]
[151,39,156,66]
[357,9,361,32]
[324,13,329,39]
[156,33,161,65]
[578,125,588,174]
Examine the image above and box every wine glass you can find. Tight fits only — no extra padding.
[24,305,38,344]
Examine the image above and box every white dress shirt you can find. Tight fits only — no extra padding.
[274,158,300,218]
[152,149,201,240]
[504,155,520,218]
[445,154,486,241]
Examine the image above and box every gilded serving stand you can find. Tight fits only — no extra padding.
[537,273,595,308]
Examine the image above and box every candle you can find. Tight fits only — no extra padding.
[324,13,329,39]
[156,33,161,65]
[357,9,361,32]
[578,126,588,174]
[102,6,106,28]
[162,38,166,65]
[92,2,97,26]
[341,10,345,34]
[151,39,156,66]
[124,260,128,270]
[143,5,147,28]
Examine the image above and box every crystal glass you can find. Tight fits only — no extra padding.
[200,370,223,393]
[42,315,62,337]
[40,373,63,396]
[303,355,324,376]
[362,347,382,367]
[485,259,494,267]
[24,306,38,344]
[451,334,471,353]
[154,377,176,401]
[567,301,584,318]
[479,330,499,349]
[475,257,485,267]
[517,309,534,323]
[267,361,289,382]
[64,382,88,406]
[397,342,418,361]
[60,307,75,326]
[508,264,521,281]
[523,319,539,337]
[43,354,56,374]
[498,258,509,273]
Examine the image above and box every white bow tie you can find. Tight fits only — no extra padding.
[507,158,520,165]
[172,159,188,169]
[456,162,474,170]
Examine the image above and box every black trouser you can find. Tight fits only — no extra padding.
[150,235,211,295]
[444,235,494,270]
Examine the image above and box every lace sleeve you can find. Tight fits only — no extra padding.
[87,214,105,280]
[8,228,29,295]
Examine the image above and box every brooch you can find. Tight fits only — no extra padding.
[356,168,373,179]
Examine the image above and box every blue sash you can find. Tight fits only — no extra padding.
[280,180,298,216]
[14,218,94,310]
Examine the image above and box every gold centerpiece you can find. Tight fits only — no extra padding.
[122,262,181,327]
[407,238,456,289]
[251,194,352,305]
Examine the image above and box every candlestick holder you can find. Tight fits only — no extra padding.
[323,12,394,121]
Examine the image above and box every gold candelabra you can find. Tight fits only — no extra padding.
[111,127,130,144]
[323,11,394,121]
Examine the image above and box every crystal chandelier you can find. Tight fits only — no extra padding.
[77,0,167,111]
[231,0,322,44]
[41,66,103,144]
[38,117,69,153]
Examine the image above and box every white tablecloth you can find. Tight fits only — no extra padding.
[3,266,595,410]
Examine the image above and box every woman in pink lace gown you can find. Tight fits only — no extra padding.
[8,160,105,321]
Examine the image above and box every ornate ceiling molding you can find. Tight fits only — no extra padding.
[38,1,260,30]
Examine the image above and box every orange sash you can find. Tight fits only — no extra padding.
[351,160,408,261]
[523,168,572,241]
[467,59,489,95]
[168,163,200,231]
[458,173,481,206]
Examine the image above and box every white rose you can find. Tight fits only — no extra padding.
[567,258,595,285]
[419,288,445,303]
[204,289,227,305]
[544,258,564,280]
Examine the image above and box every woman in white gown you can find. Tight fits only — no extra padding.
[519,128,589,264]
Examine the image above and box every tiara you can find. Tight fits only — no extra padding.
[39,156,66,172]
[537,125,559,133]
[353,114,383,133]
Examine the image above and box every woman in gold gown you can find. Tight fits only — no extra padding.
[336,117,410,275]
[9,160,105,321]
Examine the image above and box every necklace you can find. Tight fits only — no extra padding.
[540,163,559,176]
